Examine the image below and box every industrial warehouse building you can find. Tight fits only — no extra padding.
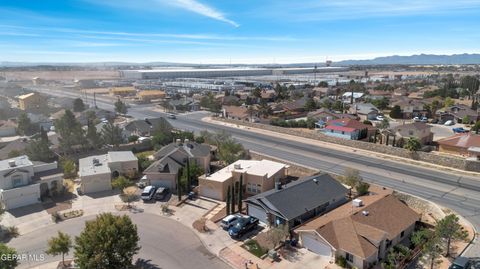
[120,67,347,79]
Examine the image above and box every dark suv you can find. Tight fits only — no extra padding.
[228,216,259,239]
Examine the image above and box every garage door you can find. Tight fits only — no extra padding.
[247,204,268,224]
[150,179,174,190]
[301,233,332,257]
[83,179,112,194]
[200,186,221,200]
[4,192,39,210]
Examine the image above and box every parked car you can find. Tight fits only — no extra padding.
[228,216,259,239]
[167,113,176,119]
[153,187,169,201]
[376,115,385,121]
[449,257,470,269]
[453,127,469,133]
[141,186,156,201]
[420,116,428,123]
[220,214,242,230]
[413,116,420,122]
[430,118,439,124]
[444,120,454,126]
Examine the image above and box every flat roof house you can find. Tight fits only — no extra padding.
[198,159,287,201]
[295,190,420,269]
[0,156,64,210]
[79,151,138,194]
[245,174,348,228]
[144,140,212,190]
[18,92,46,111]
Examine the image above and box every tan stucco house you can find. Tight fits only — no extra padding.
[79,151,138,194]
[198,159,288,201]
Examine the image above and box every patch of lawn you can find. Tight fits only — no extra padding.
[242,239,267,258]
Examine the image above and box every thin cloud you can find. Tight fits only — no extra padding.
[167,0,239,27]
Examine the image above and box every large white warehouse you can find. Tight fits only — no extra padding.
[120,67,348,79]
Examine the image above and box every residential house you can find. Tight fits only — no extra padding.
[0,139,29,160]
[390,97,428,119]
[349,103,379,121]
[18,92,46,111]
[342,92,364,103]
[169,98,199,112]
[144,140,212,190]
[260,90,276,102]
[222,105,258,122]
[391,122,434,145]
[198,159,287,201]
[123,117,171,138]
[408,86,439,99]
[246,174,348,228]
[312,87,334,97]
[79,151,138,194]
[0,156,64,210]
[0,120,17,137]
[323,118,377,140]
[437,133,480,156]
[393,88,408,97]
[295,189,420,269]
[308,109,356,128]
[437,104,479,124]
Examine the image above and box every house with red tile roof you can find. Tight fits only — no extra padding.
[323,118,377,140]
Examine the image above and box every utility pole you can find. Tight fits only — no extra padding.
[93,92,97,108]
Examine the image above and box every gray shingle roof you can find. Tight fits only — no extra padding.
[246,174,348,221]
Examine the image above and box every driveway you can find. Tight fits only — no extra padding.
[8,212,231,269]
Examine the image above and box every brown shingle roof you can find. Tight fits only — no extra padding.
[437,133,480,149]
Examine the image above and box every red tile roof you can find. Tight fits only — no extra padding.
[437,133,480,149]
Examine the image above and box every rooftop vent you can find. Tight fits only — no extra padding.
[362,210,369,216]
[352,199,363,207]
[176,139,182,145]
[233,164,242,170]
[8,160,16,167]
[92,158,101,166]
[313,178,319,184]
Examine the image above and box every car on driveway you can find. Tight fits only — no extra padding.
[444,120,454,126]
[228,216,259,239]
[376,115,385,121]
[153,187,169,201]
[141,186,156,202]
[449,257,470,269]
[453,127,469,133]
[220,214,242,230]
[167,113,176,119]
[420,116,428,123]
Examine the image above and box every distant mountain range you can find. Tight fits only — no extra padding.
[1,53,480,67]
[334,53,480,65]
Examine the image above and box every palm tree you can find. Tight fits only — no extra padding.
[404,137,421,152]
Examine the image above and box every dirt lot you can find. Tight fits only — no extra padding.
[3,70,119,81]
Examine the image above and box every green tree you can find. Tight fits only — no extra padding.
[114,99,128,115]
[86,120,103,149]
[404,137,421,152]
[343,168,362,188]
[180,161,203,190]
[411,228,433,248]
[460,75,479,102]
[74,213,140,269]
[377,118,390,130]
[304,97,317,111]
[389,105,402,119]
[238,175,243,212]
[472,120,480,134]
[421,236,443,269]
[199,92,222,112]
[371,97,389,110]
[226,185,231,215]
[25,138,56,162]
[266,224,289,248]
[55,110,86,154]
[0,243,18,269]
[444,97,454,108]
[7,150,22,158]
[462,115,471,124]
[318,81,329,87]
[112,176,132,191]
[101,121,124,147]
[137,153,153,172]
[435,214,468,256]
[46,231,72,266]
[230,184,236,214]
[17,112,34,135]
[355,181,370,196]
[177,168,183,200]
[252,87,262,99]
[61,158,77,179]
[73,98,86,112]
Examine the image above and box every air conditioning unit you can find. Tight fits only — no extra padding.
[233,164,241,169]
[352,199,363,207]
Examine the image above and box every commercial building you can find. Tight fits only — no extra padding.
[137,90,166,102]
[0,156,64,210]
[18,92,46,111]
[79,151,138,194]
[198,159,288,201]
[120,67,348,79]
[109,87,137,97]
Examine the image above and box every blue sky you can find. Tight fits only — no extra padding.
[1,0,480,64]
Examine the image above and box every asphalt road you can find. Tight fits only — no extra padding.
[8,212,230,269]
[34,87,480,256]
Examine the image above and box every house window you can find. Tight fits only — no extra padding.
[12,175,23,187]
[346,252,354,263]
[247,183,261,194]
[341,131,345,135]
[401,230,405,238]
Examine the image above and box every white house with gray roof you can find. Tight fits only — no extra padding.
[79,151,138,194]
[0,156,64,210]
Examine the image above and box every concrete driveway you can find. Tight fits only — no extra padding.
[8,212,230,269]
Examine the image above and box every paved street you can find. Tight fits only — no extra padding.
[8,212,230,269]
[33,87,480,256]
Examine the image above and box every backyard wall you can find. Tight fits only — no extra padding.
[217,118,480,172]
